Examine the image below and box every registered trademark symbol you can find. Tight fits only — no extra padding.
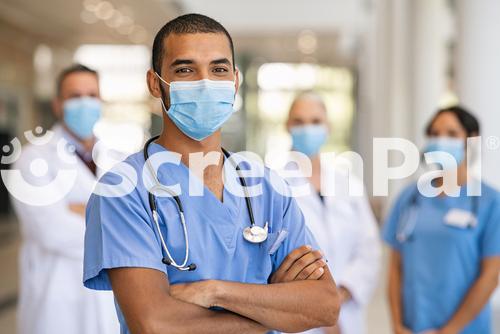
[486,136,500,150]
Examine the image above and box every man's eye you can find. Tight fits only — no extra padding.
[176,68,193,73]
[213,67,228,73]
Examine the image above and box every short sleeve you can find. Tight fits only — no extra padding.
[480,193,500,258]
[83,173,167,291]
[382,187,413,251]
[271,196,320,272]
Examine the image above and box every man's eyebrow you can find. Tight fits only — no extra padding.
[170,59,194,67]
[210,58,231,66]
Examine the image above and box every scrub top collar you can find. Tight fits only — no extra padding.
[146,142,242,219]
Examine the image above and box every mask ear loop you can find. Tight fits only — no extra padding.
[155,72,171,87]
[155,72,171,113]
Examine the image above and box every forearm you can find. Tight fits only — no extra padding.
[442,273,499,332]
[160,304,266,334]
[211,278,339,333]
[109,268,268,334]
[134,298,267,334]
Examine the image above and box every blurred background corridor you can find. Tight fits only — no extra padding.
[1,0,500,333]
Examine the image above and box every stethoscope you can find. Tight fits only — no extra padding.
[143,136,269,271]
[396,189,479,243]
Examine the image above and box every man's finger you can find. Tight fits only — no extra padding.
[275,245,313,274]
[284,250,323,281]
[306,266,325,280]
[295,258,327,280]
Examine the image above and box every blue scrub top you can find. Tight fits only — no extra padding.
[383,182,500,334]
[83,143,319,334]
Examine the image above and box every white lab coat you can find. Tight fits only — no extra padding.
[11,124,119,334]
[284,165,381,334]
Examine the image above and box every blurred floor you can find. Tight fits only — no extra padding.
[366,247,391,333]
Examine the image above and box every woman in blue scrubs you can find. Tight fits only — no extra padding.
[383,106,500,334]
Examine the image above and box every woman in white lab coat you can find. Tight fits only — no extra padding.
[8,65,119,334]
[284,92,381,334]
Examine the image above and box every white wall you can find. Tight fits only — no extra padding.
[456,0,500,189]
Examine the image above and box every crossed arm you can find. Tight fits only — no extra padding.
[109,246,339,334]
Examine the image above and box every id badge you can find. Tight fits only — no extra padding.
[444,208,477,228]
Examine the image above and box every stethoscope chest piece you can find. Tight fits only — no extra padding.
[243,222,269,243]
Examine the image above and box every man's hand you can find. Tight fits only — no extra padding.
[270,245,326,283]
[170,245,329,308]
[170,246,326,308]
[170,280,216,308]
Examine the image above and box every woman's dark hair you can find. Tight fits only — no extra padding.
[425,105,480,137]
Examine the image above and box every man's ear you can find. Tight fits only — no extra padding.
[52,97,63,120]
[147,69,162,99]
[234,67,240,95]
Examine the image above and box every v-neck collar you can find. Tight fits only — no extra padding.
[148,142,242,220]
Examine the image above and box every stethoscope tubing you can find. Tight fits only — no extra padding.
[143,136,258,271]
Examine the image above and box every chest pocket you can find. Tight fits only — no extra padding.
[239,229,288,283]
[267,230,288,255]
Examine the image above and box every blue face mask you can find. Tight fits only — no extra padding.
[424,137,465,169]
[63,97,101,140]
[156,73,236,141]
[290,124,328,157]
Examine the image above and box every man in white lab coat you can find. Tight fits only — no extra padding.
[283,92,381,334]
[10,64,119,334]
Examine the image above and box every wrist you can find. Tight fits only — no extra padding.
[207,280,226,308]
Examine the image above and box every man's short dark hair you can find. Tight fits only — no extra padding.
[152,13,235,74]
[56,64,98,96]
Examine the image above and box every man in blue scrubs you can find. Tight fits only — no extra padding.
[83,14,339,334]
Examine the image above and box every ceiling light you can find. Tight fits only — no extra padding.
[95,1,114,20]
[297,30,318,55]
[105,9,124,28]
[129,25,149,44]
[80,9,98,24]
[116,16,135,35]
[82,0,100,12]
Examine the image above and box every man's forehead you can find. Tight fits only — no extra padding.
[62,72,98,85]
[162,32,232,62]
[289,98,327,119]
[60,72,99,94]
[293,98,325,111]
